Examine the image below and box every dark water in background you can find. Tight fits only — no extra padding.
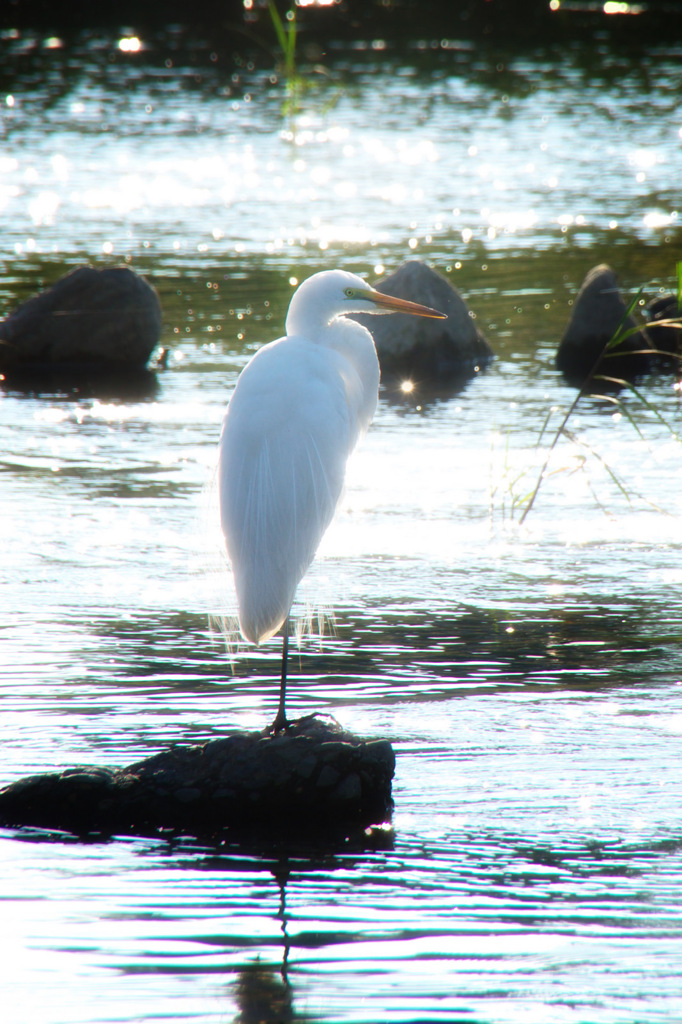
[1,25,682,1023]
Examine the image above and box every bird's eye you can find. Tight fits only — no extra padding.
[344,287,355,298]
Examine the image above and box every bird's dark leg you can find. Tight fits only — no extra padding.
[271,616,290,732]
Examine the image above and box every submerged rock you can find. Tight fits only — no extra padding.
[354,260,493,386]
[0,715,395,843]
[556,264,652,386]
[0,265,162,374]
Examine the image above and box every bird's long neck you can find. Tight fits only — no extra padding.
[285,303,336,339]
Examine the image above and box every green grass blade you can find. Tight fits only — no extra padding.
[562,428,633,506]
[519,388,584,524]
[605,285,644,350]
[267,1,288,54]
[620,381,682,443]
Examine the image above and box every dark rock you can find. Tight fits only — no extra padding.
[354,260,493,387]
[0,715,395,844]
[0,265,162,372]
[644,293,682,361]
[556,264,652,386]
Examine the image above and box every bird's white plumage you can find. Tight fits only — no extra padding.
[217,268,445,730]
[218,270,381,644]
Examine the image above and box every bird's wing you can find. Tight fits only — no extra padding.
[219,338,356,644]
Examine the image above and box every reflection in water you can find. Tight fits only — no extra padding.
[234,866,296,1024]
[202,829,682,1022]
[378,364,486,410]
[0,364,161,402]
[235,965,294,1024]
[4,821,682,1024]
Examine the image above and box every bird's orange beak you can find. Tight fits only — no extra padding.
[362,289,447,319]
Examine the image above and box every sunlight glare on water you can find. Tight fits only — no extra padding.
[2,35,679,263]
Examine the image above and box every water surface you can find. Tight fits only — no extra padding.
[1,27,682,1023]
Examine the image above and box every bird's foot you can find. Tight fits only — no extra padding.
[266,713,289,736]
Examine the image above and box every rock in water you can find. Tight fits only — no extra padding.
[644,293,682,361]
[0,715,395,844]
[556,264,652,386]
[0,265,162,371]
[353,260,493,386]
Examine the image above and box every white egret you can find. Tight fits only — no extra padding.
[218,269,446,731]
